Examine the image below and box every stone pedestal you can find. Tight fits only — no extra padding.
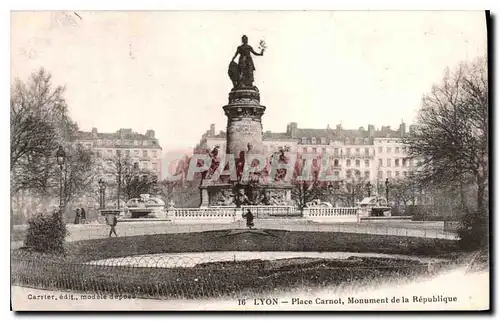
[223,87,266,156]
[199,86,293,209]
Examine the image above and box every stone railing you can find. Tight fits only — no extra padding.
[303,207,360,223]
[168,207,239,223]
[240,205,299,218]
[166,205,360,223]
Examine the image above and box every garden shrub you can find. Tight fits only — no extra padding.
[24,211,69,254]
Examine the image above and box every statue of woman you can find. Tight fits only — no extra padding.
[229,35,265,88]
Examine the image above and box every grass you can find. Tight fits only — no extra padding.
[11,229,468,299]
[62,229,462,262]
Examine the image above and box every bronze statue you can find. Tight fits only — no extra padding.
[229,35,265,88]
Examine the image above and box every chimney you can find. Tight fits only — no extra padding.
[399,122,406,137]
[289,122,298,137]
[368,124,375,137]
[91,127,98,138]
[336,124,342,131]
[146,130,155,138]
[210,124,215,136]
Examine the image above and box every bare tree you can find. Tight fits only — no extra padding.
[10,68,81,219]
[403,57,488,215]
[61,145,100,210]
[106,153,159,204]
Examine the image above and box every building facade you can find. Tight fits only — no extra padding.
[75,128,163,181]
[194,122,418,193]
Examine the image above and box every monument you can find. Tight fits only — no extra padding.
[199,35,293,211]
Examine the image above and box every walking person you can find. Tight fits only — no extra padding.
[108,214,118,237]
[74,208,81,225]
[80,207,86,224]
[242,209,254,229]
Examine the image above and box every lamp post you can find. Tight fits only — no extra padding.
[366,181,372,197]
[56,146,66,216]
[98,179,106,209]
[385,178,390,206]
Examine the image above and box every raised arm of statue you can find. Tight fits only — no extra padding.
[250,46,264,56]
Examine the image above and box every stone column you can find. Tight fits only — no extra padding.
[223,88,266,158]
[200,187,209,208]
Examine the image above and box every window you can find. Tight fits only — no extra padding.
[402,158,407,167]
[386,147,392,153]
[334,159,339,167]
[334,148,339,156]
[312,147,317,153]
[153,150,158,158]
[125,150,130,157]
[152,162,157,170]
[346,170,352,178]
[334,171,339,178]
[321,137,326,144]
[378,171,383,179]
[395,171,400,177]
[364,171,370,178]
[395,159,400,167]
[365,160,370,167]
[311,137,316,144]
[134,150,139,156]
[116,150,121,156]
[143,150,148,158]
[97,150,102,157]
[133,162,139,170]
[301,137,307,144]
[378,159,383,167]
[387,159,391,167]
[322,147,326,154]
[365,148,369,156]
[395,147,400,153]
[403,171,407,177]
[355,148,360,155]
[346,148,351,155]
[355,170,361,177]
[355,159,360,167]
[378,147,383,153]
[387,171,392,178]
[346,159,351,167]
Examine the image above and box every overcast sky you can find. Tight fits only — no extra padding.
[11,11,487,153]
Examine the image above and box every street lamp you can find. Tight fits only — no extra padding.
[56,146,66,215]
[366,181,372,197]
[98,179,107,209]
[385,178,390,206]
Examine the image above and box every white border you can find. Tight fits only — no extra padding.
[2,1,497,320]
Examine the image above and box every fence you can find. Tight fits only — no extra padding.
[11,251,464,300]
[304,207,359,223]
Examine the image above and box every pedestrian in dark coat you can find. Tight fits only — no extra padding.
[74,208,81,224]
[108,215,118,237]
[80,207,86,224]
[243,209,254,229]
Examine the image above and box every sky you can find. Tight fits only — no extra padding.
[11,11,487,154]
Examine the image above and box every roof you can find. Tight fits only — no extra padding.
[75,130,152,141]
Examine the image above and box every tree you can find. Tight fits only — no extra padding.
[106,153,159,204]
[11,68,81,220]
[403,57,488,214]
[61,145,100,210]
[403,57,488,247]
